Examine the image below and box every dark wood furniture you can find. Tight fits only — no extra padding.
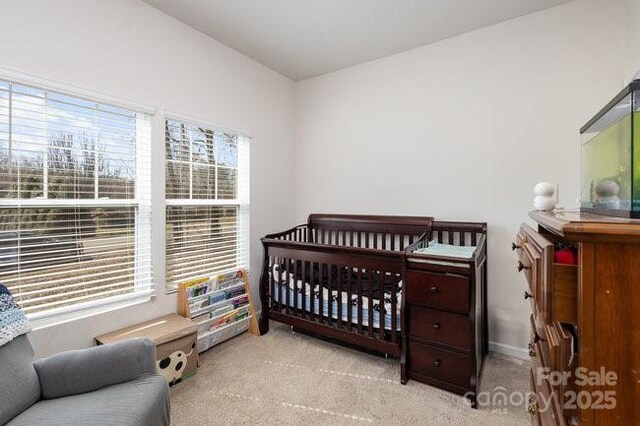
[516,210,640,425]
[259,214,433,356]
[259,214,488,405]
[402,222,488,408]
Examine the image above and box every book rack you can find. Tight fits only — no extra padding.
[177,269,259,353]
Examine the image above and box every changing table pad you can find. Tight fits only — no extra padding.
[414,241,477,258]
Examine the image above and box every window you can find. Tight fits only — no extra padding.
[165,119,249,290]
[0,80,152,318]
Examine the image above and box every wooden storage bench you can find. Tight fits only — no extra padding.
[95,314,198,386]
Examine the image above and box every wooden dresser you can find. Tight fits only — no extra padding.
[515,210,640,425]
[401,222,488,408]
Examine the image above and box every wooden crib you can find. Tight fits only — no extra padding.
[259,214,487,364]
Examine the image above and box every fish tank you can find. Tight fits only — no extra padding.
[580,80,640,218]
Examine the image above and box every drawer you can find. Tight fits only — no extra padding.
[406,340,472,390]
[529,367,556,425]
[516,224,577,326]
[406,305,471,350]
[519,243,536,299]
[529,314,547,359]
[405,270,469,313]
[544,322,574,384]
[529,351,567,426]
[530,327,551,384]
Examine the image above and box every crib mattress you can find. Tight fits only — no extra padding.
[271,265,401,331]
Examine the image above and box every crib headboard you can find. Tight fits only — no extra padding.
[307,214,433,235]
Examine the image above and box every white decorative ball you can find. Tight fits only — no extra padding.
[534,182,555,197]
[533,196,556,211]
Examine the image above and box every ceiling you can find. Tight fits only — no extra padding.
[143,0,575,81]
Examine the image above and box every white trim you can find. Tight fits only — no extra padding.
[165,198,240,206]
[164,110,253,138]
[0,199,141,207]
[0,66,156,115]
[29,291,153,331]
[489,340,529,360]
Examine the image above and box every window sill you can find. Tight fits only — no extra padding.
[29,292,153,331]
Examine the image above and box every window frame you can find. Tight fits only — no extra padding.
[0,70,252,324]
[0,73,156,324]
[163,115,250,293]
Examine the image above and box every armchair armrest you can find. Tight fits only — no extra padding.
[34,337,157,399]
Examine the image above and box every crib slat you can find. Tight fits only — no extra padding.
[357,232,362,248]
[368,269,374,337]
[471,232,477,246]
[285,258,290,315]
[337,264,343,328]
[391,275,397,343]
[327,264,333,325]
[318,263,324,324]
[293,260,298,315]
[278,257,283,312]
[309,262,315,321]
[357,268,363,334]
[302,261,307,320]
[270,257,275,311]
[347,265,353,331]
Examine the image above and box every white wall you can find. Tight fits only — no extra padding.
[294,0,626,351]
[0,0,295,357]
[0,0,629,357]
[627,0,640,80]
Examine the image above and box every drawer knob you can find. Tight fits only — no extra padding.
[511,242,521,251]
[527,400,538,414]
[517,261,530,272]
[524,291,533,300]
[432,322,441,331]
[429,286,438,294]
[433,359,441,368]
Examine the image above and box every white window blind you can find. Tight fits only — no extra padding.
[165,118,249,289]
[0,80,153,318]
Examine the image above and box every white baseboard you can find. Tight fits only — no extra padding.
[489,341,528,360]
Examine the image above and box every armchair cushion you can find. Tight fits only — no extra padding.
[6,374,170,426]
[0,335,41,425]
[34,337,157,400]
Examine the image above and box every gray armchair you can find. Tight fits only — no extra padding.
[0,336,170,426]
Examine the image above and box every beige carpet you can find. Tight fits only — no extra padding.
[170,322,530,425]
